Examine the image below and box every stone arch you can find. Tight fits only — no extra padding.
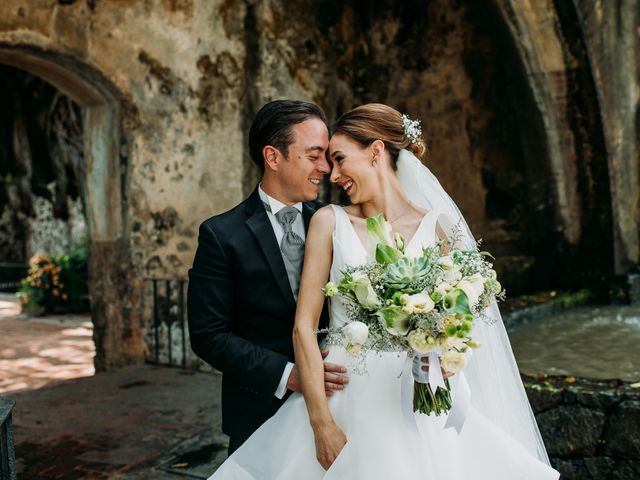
[0,41,139,370]
[490,0,616,283]
[493,1,583,242]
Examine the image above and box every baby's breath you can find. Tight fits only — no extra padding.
[401,114,422,144]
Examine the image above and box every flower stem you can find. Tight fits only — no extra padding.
[414,381,453,416]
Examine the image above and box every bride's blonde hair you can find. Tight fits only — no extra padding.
[331,103,427,166]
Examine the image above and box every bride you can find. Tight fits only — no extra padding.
[209,104,559,479]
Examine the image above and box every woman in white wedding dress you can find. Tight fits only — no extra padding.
[209,104,559,479]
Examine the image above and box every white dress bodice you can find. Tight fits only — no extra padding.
[328,204,439,329]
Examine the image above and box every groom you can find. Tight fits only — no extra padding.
[187,100,348,455]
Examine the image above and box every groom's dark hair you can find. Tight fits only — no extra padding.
[249,100,327,172]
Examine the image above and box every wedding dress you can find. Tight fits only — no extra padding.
[208,200,560,479]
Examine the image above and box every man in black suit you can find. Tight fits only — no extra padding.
[187,100,348,455]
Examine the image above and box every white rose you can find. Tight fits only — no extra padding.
[443,266,462,284]
[400,292,435,314]
[437,255,454,270]
[456,273,485,308]
[435,281,453,298]
[351,271,382,309]
[442,336,466,351]
[343,321,369,345]
[440,350,467,374]
[407,329,438,354]
[405,247,422,260]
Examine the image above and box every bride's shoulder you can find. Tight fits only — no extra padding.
[309,205,337,233]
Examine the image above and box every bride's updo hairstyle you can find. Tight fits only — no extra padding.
[331,103,427,167]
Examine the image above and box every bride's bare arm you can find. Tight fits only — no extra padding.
[292,206,347,469]
[436,222,451,255]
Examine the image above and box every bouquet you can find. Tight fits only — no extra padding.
[323,214,503,416]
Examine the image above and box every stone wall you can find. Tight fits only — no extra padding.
[525,375,640,479]
[28,194,86,257]
[0,0,248,368]
[0,0,637,368]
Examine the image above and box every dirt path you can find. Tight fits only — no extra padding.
[0,294,94,393]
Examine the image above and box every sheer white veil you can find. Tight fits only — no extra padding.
[396,149,551,465]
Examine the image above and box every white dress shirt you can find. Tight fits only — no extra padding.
[258,185,303,399]
[258,185,306,245]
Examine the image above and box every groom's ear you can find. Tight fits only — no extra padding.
[263,145,281,171]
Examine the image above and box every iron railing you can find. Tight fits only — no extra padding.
[0,263,28,293]
[146,278,190,368]
[0,396,16,480]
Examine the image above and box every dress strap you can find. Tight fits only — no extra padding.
[329,204,350,233]
[329,204,368,268]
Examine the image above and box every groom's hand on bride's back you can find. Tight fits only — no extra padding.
[286,350,348,397]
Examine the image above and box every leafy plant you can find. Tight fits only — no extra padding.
[19,241,89,314]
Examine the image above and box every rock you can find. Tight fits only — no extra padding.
[575,388,623,409]
[551,458,590,480]
[552,457,640,480]
[537,406,606,456]
[525,384,563,412]
[604,400,640,458]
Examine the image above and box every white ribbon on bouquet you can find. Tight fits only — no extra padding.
[401,352,471,435]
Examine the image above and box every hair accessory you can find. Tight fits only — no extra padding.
[401,114,422,144]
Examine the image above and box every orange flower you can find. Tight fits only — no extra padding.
[52,289,59,297]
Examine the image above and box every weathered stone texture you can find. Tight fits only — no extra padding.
[604,400,640,458]
[0,0,247,368]
[525,376,640,480]
[537,405,606,456]
[0,0,638,368]
[575,0,640,274]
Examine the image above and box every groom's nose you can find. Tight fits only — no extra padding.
[316,154,330,175]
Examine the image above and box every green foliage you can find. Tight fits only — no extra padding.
[19,241,89,315]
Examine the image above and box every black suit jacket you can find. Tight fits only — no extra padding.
[187,186,327,440]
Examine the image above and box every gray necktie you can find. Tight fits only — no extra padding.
[274,206,305,297]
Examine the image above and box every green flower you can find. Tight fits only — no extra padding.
[366,214,403,264]
[442,288,472,315]
[322,282,339,297]
[366,214,394,247]
[394,232,405,252]
[377,305,411,336]
[376,244,403,265]
[345,271,381,310]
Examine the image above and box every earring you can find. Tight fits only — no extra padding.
[371,153,377,167]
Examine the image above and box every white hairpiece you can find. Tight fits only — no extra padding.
[401,114,422,144]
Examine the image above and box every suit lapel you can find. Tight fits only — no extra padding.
[245,189,296,310]
[302,202,317,233]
